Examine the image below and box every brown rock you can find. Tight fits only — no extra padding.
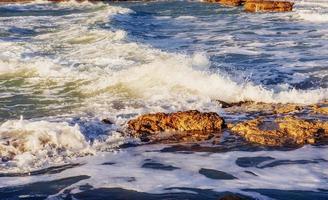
[311,101,328,115]
[312,106,328,115]
[229,116,328,147]
[244,0,294,12]
[127,110,225,143]
[218,100,303,114]
[219,0,243,6]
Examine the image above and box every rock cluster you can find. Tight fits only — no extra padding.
[205,0,245,6]
[217,100,303,114]
[311,101,328,115]
[127,110,224,143]
[244,0,294,12]
[229,116,328,147]
[204,0,294,12]
[125,100,327,147]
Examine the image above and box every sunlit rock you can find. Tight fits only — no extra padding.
[218,100,303,114]
[127,110,225,143]
[244,0,294,12]
[311,101,328,115]
[229,116,328,147]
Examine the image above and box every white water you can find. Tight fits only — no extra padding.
[295,0,328,23]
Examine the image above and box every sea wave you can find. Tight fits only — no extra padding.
[0,1,326,110]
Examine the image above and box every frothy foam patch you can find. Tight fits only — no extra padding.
[0,118,92,173]
[0,117,124,173]
[295,0,328,23]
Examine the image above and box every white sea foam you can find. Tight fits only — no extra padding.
[175,15,197,20]
[0,117,125,173]
[0,118,92,173]
[295,0,328,23]
[1,144,327,198]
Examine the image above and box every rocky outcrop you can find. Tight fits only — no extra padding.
[204,0,294,12]
[218,0,244,6]
[229,116,328,147]
[311,101,328,115]
[244,0,294,12]
[218,100,303,115]
[127,110,225,143]
[312,105,328,115]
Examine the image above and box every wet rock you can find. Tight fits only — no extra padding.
[101,162,116,165]
[244,0,294,12]
[219,194,249,200]
[244,170,258,176]
[142,162,179,171]
[229,116,328,147]
[199,168,237,180]
[311,101,328,115]
[219,0,243,6]
[235,156,275,168]
[217,100,252,109]
[218,100,303,115]
[101,118,114,125]
[312,106,328,115]
[127,110,225,143]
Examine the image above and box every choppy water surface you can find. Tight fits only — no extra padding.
[0,0,327,199]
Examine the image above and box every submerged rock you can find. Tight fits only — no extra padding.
[229,116,328,147]
[127,110,225,143]
[244,0,294,12]
[199,168,238,180]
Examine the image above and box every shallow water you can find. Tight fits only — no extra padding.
[0,0,327,199]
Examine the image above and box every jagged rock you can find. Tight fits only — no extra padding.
[312,106,328,115]
[311,101,328,115]
[127,110,225,143]
[218,100,303,114]
[229,116,328,147]
[219,0,243,6]
[244,0,294,12]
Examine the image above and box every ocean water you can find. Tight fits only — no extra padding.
[0,0,327,199]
